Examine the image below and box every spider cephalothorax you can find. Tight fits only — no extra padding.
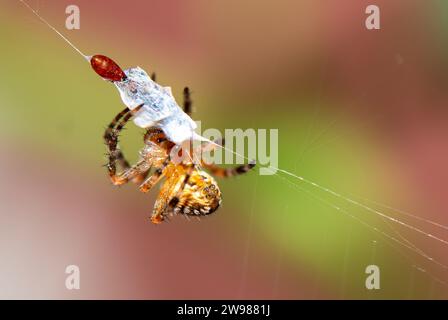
[104,81,255,224]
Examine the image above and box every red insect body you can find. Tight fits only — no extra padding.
[90,55,126,81]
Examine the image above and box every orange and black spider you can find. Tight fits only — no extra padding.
[103,83,255,224]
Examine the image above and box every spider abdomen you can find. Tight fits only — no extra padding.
[172,170,222,217]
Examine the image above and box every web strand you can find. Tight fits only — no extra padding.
[204,139,448,247]
[350,195,448,232]
[275,173,448,274]
[18,0,89,61]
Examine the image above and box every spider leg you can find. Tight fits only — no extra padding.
[199,138,256,177]
[169,164,194,201]
[202,161,256,177]
[104,104,145,184]
[150,163,194,224]
[104,107,132,169]
[133,170,150,185]
[109,159,152,186]
[183,86,192,115]
[139,158,169,193]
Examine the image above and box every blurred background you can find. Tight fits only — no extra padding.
[1,0,448,299]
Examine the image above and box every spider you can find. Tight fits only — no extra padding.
[103,82,256,224]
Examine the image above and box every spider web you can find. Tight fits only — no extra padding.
[206,92,448,298]
[221,134,448,298]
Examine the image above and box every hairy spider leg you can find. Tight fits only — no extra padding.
[139,128,179,194]
[150,163,191,224]
[203,161,256,178]
[139,158,170,193]
[167,163,195,208]
[183,87,193,115]
[104,107,132,168]
[139,129,182,223]
[104,104,151,185]
[200,139,256,177]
